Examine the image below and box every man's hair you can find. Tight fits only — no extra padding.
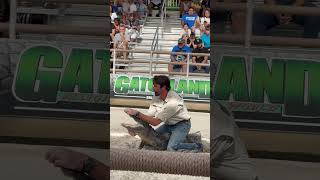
[153,75,171,91]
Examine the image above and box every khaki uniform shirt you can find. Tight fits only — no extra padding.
[147,91,191,125]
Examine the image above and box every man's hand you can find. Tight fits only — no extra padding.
[46,148,89,172]
[124,108,139,117]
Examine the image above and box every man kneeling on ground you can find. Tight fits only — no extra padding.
[124,75,203,152]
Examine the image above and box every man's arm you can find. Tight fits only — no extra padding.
[125,108,162,126]
[136,111,162,126]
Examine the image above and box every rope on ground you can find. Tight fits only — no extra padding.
[110,148,210,177]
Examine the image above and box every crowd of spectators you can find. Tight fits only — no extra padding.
[170,0,211,74]
[110,0,149,68]
[110,0,211,73]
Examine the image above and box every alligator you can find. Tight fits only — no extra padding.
[121,122,203,152]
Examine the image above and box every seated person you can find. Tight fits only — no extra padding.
[114,24,130,60]
[180,0,192,18]
[253,0,320,38]
[169,38,192,73]
[136,0,148,19]
[191,21,202,37]
[180,23,192,37]
[191,0,202,14]
[198,9,210,26]
[128,0,138,17]
[201,26,211,49]
[181,7,199,29]
[200,0,210,16]
[124,13,141,41]
[190,39,209,73]
[124,13,140,31]
[122,0,131,17]
[111,18,121,41]
[148,0,163,17]
[186,33,197,49]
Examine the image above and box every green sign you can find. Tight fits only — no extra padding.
[214,56,320,116]
[112,75,210,100]
[13,46,109,104]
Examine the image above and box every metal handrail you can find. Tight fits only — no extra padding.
[111,48,210,77]
[151,25,159,51]
[5,0,108,39]
[0,23,107,36]
[110,49,210,56]
[160,0,167,26]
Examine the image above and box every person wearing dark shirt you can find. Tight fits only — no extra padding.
[253,0,320,38]
[186,33,197,50]
[190,39,209,73]
[169,38,192,73]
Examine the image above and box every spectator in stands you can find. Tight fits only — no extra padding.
[190,38,209,73]
[200,0,210,16]
[128,0,138,17]
[169,38,192,73]
[198,8,210,26]
[124,13,140,30]
[180,23,192,37]
[253,0,320,38]
[148,0,163,17]
[191,21,202,37]
[181,7,199,29]
[110,6,118,23]
[125,13,141,41]
[191,0,202,15]
[115,0,124,16]
[201,26,211,49]
[136,0,148,19]
[186,32,197,50]
[114,24,130,60]
[180,0,192,18]
[182,34,190,44]
[122,0,131,17]
[111,18,121,41]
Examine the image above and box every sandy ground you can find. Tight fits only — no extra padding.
[110,107,210,180]
[110,107,320,180]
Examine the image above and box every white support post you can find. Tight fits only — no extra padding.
[186,53,190,79]
[113,48,116,75]
[150,51,153,76]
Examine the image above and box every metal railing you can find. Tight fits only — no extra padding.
[160,0,167,26]
[213,2,320,48]
[1,0,107,39]
[111,49,210,78]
